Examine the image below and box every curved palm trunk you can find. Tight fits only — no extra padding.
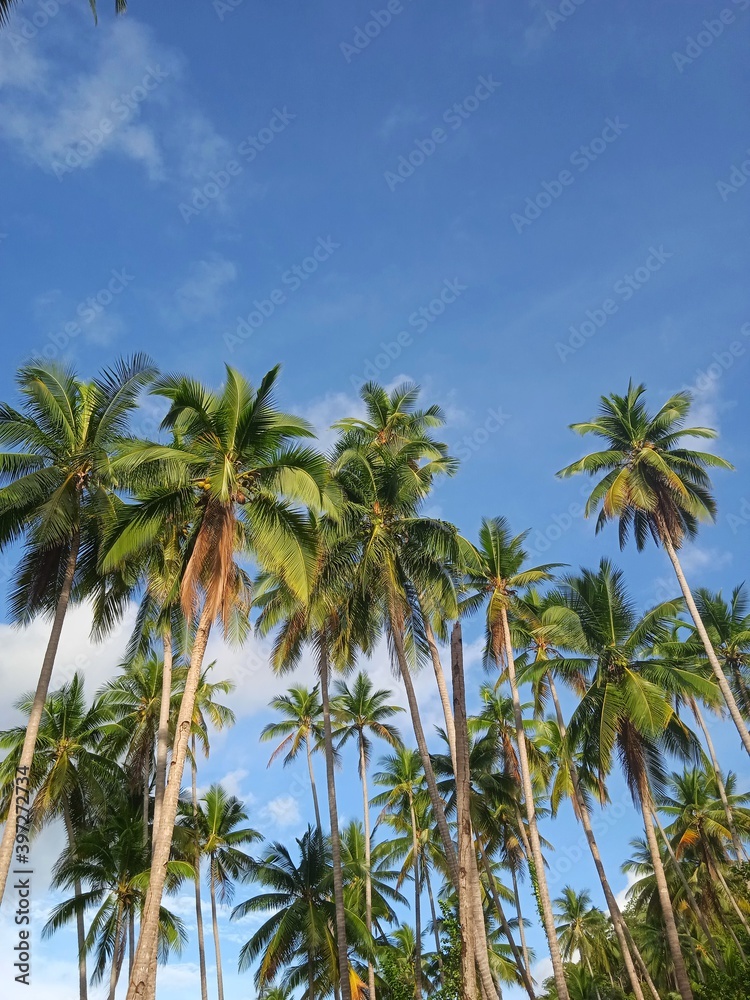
[547,676,658,1000]
[691,699,747,860]
[319,639,352,1000]
[710,855,750,940]
[62,799,89,1000]
[408,793,424,1000]
[651,812,724,964]
[209,862,225,1000]
[661,529,750,756]
[126,602,214,1000]
[359,738,377,1000]
[509,863,531,978]
[109,897,125,1000]
[152,626,173,849]
[638,785,694,1000]
[477,837,536,999]
[191,741,209,1000]
[306,737,323,834]
[424,618,457,767]
[424,865,444,978]
[0,532,80,906]
[499,608,570,1000]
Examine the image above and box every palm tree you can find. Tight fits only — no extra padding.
[176,784,260,1000]
[462,515,570,1000]
[233,826,338,999]
[557,382,747,754]
[333,671,404,1000]
[0,673,114,1000]
[553,887,609,986]
[106,365,327,1000]
[44,796,188,1000]
[562,559,716,1000]
[261,685,326,832]
[0,355,156,904]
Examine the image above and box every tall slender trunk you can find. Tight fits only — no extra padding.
[660,528,750,755]
[62,799,89,1000]
[0,532,80,905]
[306,737,322,834]
[126,602,214,1000]
[152,626,173,850]
[109,897,125,1000]
[319,638,352,1000]
[129,908,135,976]
[638,785,693,1000]
[143,755,150,852]
[191,741,209,1000]
[409,793,424,1000]
[424,618,457,767]
[509,863,531,979]
[547,676,657,1000]
[651,811,724,964]
[691,698,747,860]
[452,628,477,1000]
[424,865,443,977]
[359,737,376,1000]
[477,837,536,999]
[308,947,315,1000]
[711,855,750,940]
[499,608,570,1000]
[210,862,225,1000]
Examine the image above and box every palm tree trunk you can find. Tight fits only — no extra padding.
[129,908,135,976]
[477,837,536,999]
[651,811,724,964]
[192,741,209,1000]
[452,658,477,1000]
[690,698,747,860]
[319,638,352,1000]
[638,784,694,1000]
[409,793,424,1000]
[424,864,443,977]
[125,601,214,1000]
[143,756,150,852]
[152,625,173,849]
[306,737,323,834]
[210,862,225,1000]
[499,608,570,1000]
[712,859,750,939]
[660,527,750,755]
[359,738,377,1000]
[62,799,88,1000]
[424,617,457,767]
[109,897,125,1000]
[547,675,657,1000]
[308,947,315,1000]
[509,862,531,979]
[0,531,80,905]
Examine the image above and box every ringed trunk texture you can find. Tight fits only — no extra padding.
[320,640,352,1000]
[499,608,570,1000]
[639,788,694,1000]
[660,528,750,756]
[125,602,214,1000]
[152,626,173,850]
[0,532,80,906]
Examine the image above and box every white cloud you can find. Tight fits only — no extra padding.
[261,794,301,828]
[172,254,238,323]
[615,869,640,910]
[678,544,732,576]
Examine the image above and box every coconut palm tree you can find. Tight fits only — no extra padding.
[0,355,156,904]
[553,887,610,986]
[105,365,327,1000]
[557,382,747,755]
[461,515,570,1000]
[261,685,326,833]
[233,826,339,999]
[0,673,115,1000]
[562,559,717,1000]
[333,672,404,1000]
[44,796,188,1000]
[176,784,260,1000]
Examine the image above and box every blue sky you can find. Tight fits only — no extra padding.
[0,0,749,997]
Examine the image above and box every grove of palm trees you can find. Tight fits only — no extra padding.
[1,366,748,1000]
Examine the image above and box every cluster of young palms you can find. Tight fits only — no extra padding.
[0,360,748,1000]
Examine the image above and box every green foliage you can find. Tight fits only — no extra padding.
[694,966,750,1000]
[431,901,462,1000]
